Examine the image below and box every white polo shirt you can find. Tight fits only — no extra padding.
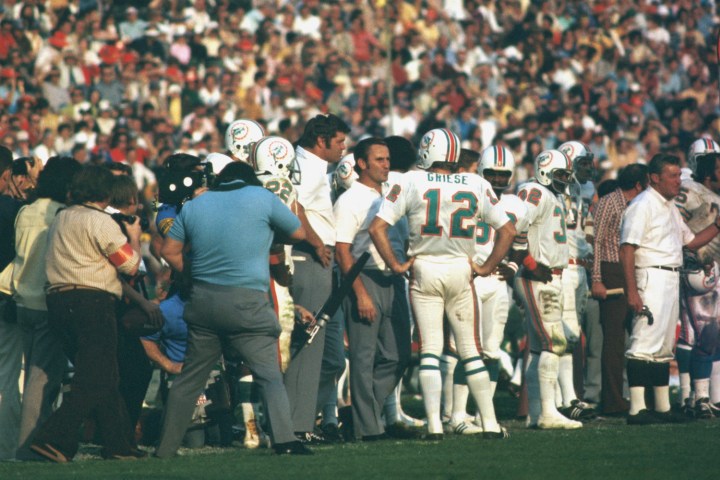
[295,146,335,246]
[621,186,695,268]
[334,181,388,271]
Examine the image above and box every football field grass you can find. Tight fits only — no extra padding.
[2,393,719,480]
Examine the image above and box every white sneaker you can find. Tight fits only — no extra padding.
[399,412,425,428]
[448,419,483,435]
[537,413,582,430]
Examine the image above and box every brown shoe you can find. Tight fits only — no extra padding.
[30,443,70,463]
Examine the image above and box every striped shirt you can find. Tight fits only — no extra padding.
[45,204,140,298]
[591,188,627,283]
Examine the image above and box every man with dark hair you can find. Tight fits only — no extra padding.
[0,145,25,460]
[11,157,81,460]
[156,157,310,456]
[334,137,411,440]
[457,148,480,173]
[591,163,648,416]
[285,113,350,443]
[30,165,144,462]
[620,154,720,424]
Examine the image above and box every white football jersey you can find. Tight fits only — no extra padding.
[260,173,298,271]
[377,170,509,259]
[565,182,593,260]
[474,193,529,264]
[676,179,720,263]
[259,174,298,207]
[514,181,569,268]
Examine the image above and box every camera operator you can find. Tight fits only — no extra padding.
[30,165,146,462]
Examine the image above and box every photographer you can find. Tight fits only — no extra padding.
[107,173,163,437]
[30,165,145,462]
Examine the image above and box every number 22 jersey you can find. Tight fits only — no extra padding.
[514,181,569,269]
[377,170,509,259]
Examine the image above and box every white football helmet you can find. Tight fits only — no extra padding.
[558,141,594,169]
[225,119,265,162]
[334,153,358,191]
[683,259,720,296]
[251,136,300,181]
[687,138,720,175]
[205,152,233,175]
[417,128,461,169]
[534,149,573,194]
[479,145,515,192]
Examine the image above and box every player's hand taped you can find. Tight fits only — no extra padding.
[521,262,553,283]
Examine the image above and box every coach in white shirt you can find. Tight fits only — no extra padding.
[620,153,720,425]
[284,114,350,441]
[334,138,411,440]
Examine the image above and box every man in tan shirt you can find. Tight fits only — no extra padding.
[30,165,145,463]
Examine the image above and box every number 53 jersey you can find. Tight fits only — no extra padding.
[514,181,569,269]
[377,170,509,259]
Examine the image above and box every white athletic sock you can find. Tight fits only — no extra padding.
[525,353,541,425]
[628,386,646,415]
[450,384,470,425]
[464,357,499,432]
[538,351,561,417]
[711,361,720,404]
[419,355,443,434]
[679,372,691,404]
[694,378,710,401]
[557,353,577,407]
[653,386,670,413]
[440,354,458,420]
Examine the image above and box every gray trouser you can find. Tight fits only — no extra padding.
[284,247,335,433]
[156,283,295,458]
[346,272,411,438]
[16,307,66,459]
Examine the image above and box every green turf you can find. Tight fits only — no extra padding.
[2,411,718,480]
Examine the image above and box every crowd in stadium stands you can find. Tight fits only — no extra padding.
[0,0,717,185]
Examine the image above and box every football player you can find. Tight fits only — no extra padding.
[512,149,582,429]
[674,138,720,417]
[370,128,516,439]
[225,119,265,163]
[554,141,598,421]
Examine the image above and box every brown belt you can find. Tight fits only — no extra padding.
[46,284,109,295]
[551,268,564,276]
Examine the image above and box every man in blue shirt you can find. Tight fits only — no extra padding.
[155,162,310,456]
